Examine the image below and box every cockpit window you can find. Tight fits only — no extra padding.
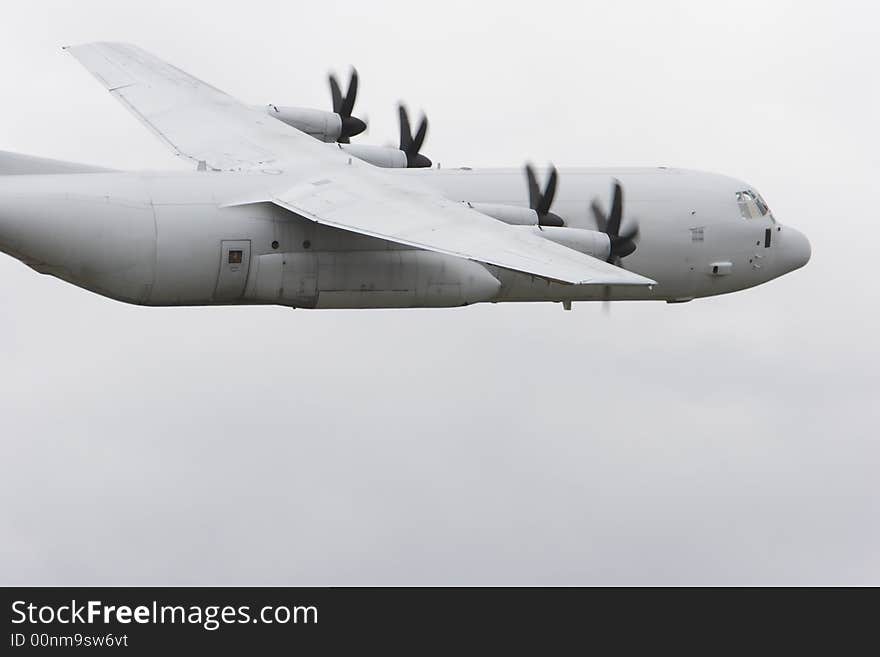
[753,193,769,216]
[736,189,773,220]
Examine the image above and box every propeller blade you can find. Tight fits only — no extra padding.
[411,114,428,154]
[537,166,557,217]
[525,164,541,212]
[607,180,623,237]
[409,153,432,168]
[398,104,412,152]
[330,69,366,143]
[620,223,639,242]
[590,199,608,233]
[591,180,639,263]
[525,164,564,227]
[397,105,431,167]
[329,74,343,115]
[341,69,358,118]
[615,240,637,259]
[539,213,565,227]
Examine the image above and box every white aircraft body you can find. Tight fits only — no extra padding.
[0,43,810,310]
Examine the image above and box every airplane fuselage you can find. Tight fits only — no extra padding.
[0,165,810,309]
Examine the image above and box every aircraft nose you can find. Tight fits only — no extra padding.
[783,226,811,272]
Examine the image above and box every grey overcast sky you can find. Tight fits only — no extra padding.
[0,0,877,585]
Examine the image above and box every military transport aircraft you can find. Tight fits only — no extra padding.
[0,42,809,310]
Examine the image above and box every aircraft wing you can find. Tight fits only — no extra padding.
[66,41,656,286]
[272,171,655,286]
[64,41,323,171]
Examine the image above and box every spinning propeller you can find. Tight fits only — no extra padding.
[590,180,639,266]
[329,69,367,143]
[525,164,565,227]
[590,179,641,309]
[398,104,432,168]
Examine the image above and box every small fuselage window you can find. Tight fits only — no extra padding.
[736,189,773,220]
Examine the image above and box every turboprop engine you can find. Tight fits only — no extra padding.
[465,199,611,258]
[338,144,408,168]
[267,99,433,169]
[469,165,642,266]
[266,105,342,143]
[336,105,432,169]
[514,225,611,260]
[266,106,344,143]
[267,69,367,143]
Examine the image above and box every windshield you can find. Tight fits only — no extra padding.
[736,189,774,220]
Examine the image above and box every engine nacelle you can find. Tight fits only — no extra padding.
[467,202,539,226]
[514,226,611,260]
[466,202,611,258]
[265,105,342,143]
[339,144,408,168]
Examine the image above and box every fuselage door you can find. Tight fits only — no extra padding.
[215,239,251,301]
